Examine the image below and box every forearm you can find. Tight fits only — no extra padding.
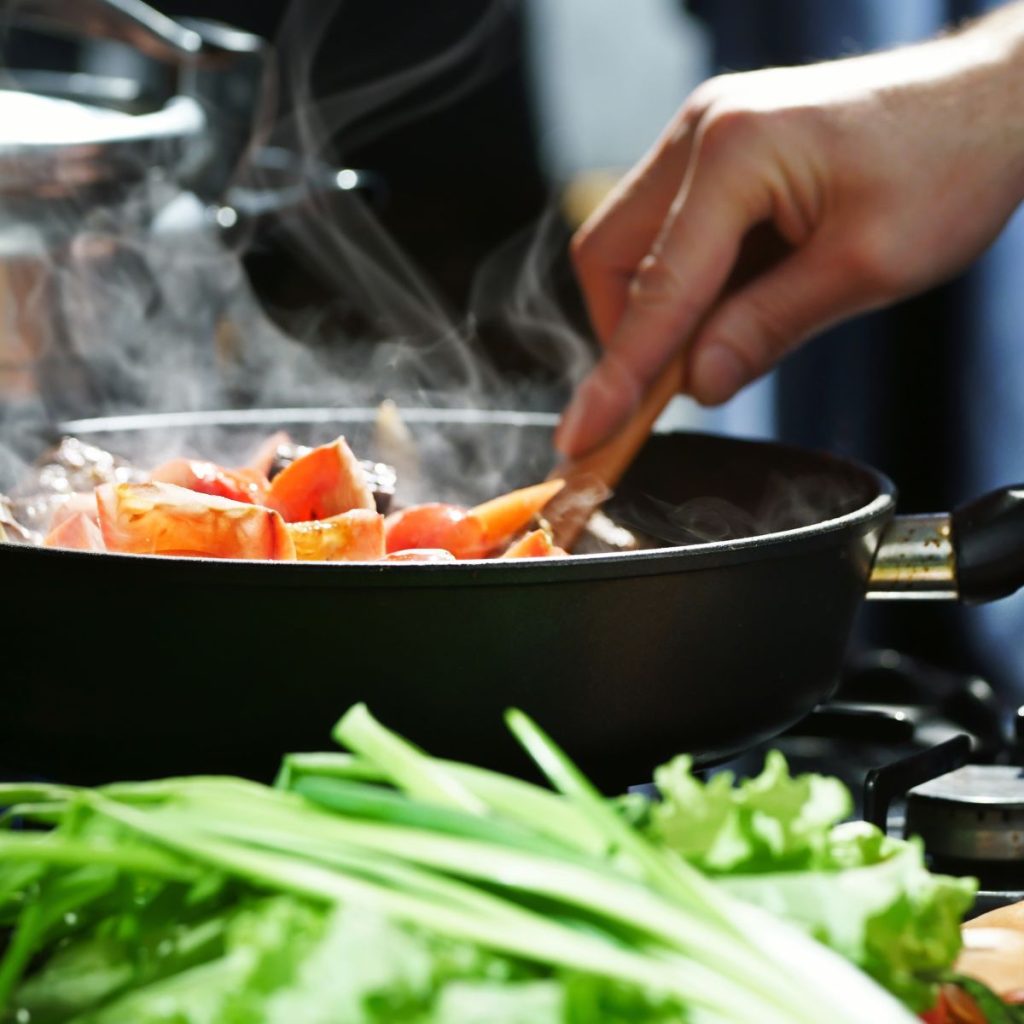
[903,3,1024,208]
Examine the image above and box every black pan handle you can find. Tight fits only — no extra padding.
[952,485,1024,603]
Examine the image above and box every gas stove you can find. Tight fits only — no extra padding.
[714,650,1024,914]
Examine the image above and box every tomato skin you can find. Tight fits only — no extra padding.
[469,479,565,551]
[97,482,295,561]
[265,437,374,523]
[497,528,565,561]
[384,504,488,559]
[44,511,106,552]
[48,491,100,531]
[501,528,566,559]
[383,548,457,563]
[921,986,990,1024]
[287,510,385,561]
[150,459,270,506]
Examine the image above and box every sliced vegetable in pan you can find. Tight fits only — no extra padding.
[287,509,385,562]
[97,481,296,560]
[384,503,489,559]
[150,458,270,506]
[4,426,572,562]
[43,511,105,552]
[265,437,376,523]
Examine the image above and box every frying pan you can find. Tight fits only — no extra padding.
[2,407,1022,788]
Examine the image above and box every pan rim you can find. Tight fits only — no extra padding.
[40,407,898,581]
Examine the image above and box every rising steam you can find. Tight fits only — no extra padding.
[0,0,596,504]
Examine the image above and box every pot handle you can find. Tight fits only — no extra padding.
[2,0,251,67]
[952,485,1024,603]
[1,0,272,201]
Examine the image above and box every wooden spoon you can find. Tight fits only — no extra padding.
[544,354,685,551]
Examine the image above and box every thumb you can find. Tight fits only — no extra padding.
[686,241,875,405]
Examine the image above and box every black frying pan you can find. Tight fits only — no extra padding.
[2,408,1022,788]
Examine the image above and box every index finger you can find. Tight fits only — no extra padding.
[557,150,771,457]
[571,113,699,344]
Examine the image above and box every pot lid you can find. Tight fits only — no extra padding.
[0,89,206,196]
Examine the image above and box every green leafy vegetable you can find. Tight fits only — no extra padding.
[646,750,852,873]
[635,753,976,1012]
[0,705,973,1024]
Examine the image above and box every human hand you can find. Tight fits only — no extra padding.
[556,8,1024,457]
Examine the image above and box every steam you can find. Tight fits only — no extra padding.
[0,0,596,504]
[615,473,869,546]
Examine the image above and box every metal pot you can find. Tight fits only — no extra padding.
[1,408,1022,788]
[0,0,372,421]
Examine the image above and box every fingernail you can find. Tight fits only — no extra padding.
[691,345,748,405]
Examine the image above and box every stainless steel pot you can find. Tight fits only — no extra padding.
[0,0,371,422]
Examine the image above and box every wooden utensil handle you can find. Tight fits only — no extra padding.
[546,354,685,549]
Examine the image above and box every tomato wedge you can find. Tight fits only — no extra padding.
[44,512,106,552]
[266,437,374,523]
[500,528,566,559]
[97,482,295,560]
[384,503,488,559]
[287,510,385,561]
[383,548,457,563]
[470,479,565,551]
[150,459,270,505]
[49,492,100,531]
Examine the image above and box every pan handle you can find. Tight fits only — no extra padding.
[867,485,1024,602]
[951,485,1024,603]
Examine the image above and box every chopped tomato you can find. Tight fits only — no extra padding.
[287,510,385,561]
[150,458,269,506]
[500,528,567,559]
[470,479,565,551]
[265,437,374,523]
[97,482,295,560]
[920,998,952,1024]
[921,986,987,1024]
[384,503,488,559]
[383,547,457,563]
[48,492,100,531]
[44,512,106,552]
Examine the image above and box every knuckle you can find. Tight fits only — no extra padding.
[697,103,760,158]
[715,300,790,372]
[628,253,688,312]
[569,228,594,270]
[570,225,610,283]
[841,229,910,297]
[743,297,795,361]
[686,73,739,115]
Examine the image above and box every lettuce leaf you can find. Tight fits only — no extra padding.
[645,751,852,874]
[721,826,975,1010]
[639,754,976,1011]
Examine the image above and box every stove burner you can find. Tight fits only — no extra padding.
[708,650,1024,912]
[904,765,1024,887]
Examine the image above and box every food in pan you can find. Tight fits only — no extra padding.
[4,704,1018,1024]
[0,433,571,562]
